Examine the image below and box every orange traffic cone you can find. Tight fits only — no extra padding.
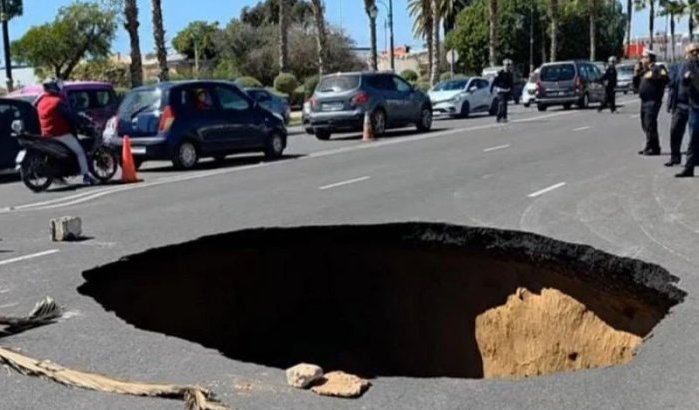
[362,111,375,142]
[121,135,139,183]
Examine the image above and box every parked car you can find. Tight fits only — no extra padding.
[521,69,540,108]
[302,100,313,134]
[7,81,118,134]
[428,77,496,118]
[307,71,433,140]
[103,80,287,170]
[616,63,635,94]
[0,98,41,175]
[481,66,524,104]
[536,60,605,111]
[245,88,291,124]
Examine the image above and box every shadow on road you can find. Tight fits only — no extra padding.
[329,127,449,142]
[0,175,19,185]
[140,154,305,173]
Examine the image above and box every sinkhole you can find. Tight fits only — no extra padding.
[78,223,686,380]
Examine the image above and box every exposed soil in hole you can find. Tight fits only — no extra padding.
[79,223,685,379]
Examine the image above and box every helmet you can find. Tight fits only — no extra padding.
[608,56,617,64]
[42,78,63,94]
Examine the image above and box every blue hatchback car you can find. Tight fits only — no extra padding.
[104,80,287,170]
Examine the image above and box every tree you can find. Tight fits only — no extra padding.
[172,21,219,62]
[430,0,441,85]
[241,0,313,27]
[488,0,498,66]
[625,0,632,57]
[123,0,143,87]
[408,0,434,78]
[309,0,328,75]
[659,0,683,61]
[151,0,168,81]
[279,0,289,72]
[364,0,378,70]
[547,0,561,61]
[634,0,655,50]
[12,2,117,79]
[71,59,129,88]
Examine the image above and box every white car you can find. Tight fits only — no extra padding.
[428,77,497,118]
[522,69,540,108]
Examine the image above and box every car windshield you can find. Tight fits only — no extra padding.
[432,79,469,91]
[618,65,634,75]
[118,88,163,119]
[317,75,360,93]
[540,64,575,81]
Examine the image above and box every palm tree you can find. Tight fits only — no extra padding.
[659,0,684,61]
[635,0,656,50]
[408,0,433,79]
[279,0,289,73]
[364,0,379,71]
[488,0,498,66]
[583,0,602,61]
[430,0,441,86]
[626,0,633,57]
[547,0,561,61]
[151,0,168,81]
[309,0,328,75]
[124,0,143,87]
[687,0,699,41]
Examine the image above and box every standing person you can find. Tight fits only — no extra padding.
[598,56,618,113]
[35,78,94,185]
[676,43,699,177]
[491,59,514,123]
[633,49,669,156]
[665,44,695,167]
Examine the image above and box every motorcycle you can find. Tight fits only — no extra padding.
[13,113,118,192]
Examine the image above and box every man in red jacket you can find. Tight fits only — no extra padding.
[35,79,93,184]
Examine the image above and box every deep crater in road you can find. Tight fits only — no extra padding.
[79,223,685,379]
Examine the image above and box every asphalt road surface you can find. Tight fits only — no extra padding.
[1,99,699,409]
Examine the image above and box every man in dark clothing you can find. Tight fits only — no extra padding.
[598,56,618,113]
[665,46,693,167]
[633,49,669,156]
[676,43,699,177]
[491,59,514,123]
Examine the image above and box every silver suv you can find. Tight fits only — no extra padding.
[308,72,433,140]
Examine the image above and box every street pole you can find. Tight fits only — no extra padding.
[529,0,534,74]
[0,0,12,91]
[388,0,394,72]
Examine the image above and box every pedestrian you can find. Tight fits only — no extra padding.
[633,49,669,156]
[598,56,618,113]
[491,59,514,123]
[675,43,699,177]
[665,44,695,167]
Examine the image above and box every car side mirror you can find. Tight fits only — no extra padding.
[11,119,24,135]
[468,86,478,93]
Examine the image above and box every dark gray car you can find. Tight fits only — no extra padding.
[308,72,433,140]
[245,88,291,124]
[536,61,605,111]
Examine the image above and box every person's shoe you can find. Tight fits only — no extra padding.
[675,168,694,178]
[639,148,661,156]
[82,174,96,185]
[664,158,681,167]
[502,118,508,123]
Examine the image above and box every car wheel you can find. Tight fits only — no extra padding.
[372,109,387,136]
[578,93,589,109]
[563,103,572,110]
[172,140,199,170]
[459,101,470,119]
[315,130,331,140]
[264,132,285,159]
[537,104,547,112]
[416,106,433,132]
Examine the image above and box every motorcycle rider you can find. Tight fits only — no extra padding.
[35,78,94,185]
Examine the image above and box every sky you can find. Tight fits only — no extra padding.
[6,0,688,57]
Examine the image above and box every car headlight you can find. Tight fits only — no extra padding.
[451,93,467,103]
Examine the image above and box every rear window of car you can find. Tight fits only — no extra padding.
[317,75,360,93]
[68,89,117,111]
[433,79,469,91]
[540,64,576,81]
[118,87,164,119]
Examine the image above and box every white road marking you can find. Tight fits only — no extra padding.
[527,182,567,198]
[483,144,510,152]
[572,126,590,131]
[319,176,371,190]
[630,114,640,119]
[0,249,59,266]
[1,111,579,212]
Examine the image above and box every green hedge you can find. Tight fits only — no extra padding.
[274,73,299,97]
[235,76,263,88]
[400,69,418,82]
[304,75,320,98]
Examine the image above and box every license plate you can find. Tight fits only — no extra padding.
[15,150,25,164]
[322,103,344,112]
[131,146,146,155]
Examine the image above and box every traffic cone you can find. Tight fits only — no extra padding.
[362,111,375,142]
[121,135,139,183]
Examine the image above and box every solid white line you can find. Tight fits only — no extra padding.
[527,182,567,198]
[483,144,510,152]
[629,114,640,119]
[572,126,590,131]
[319,176,371,190]
[0,249,59,267]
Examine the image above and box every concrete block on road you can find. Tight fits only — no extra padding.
[50,217,82,242]
[286,363,324,389]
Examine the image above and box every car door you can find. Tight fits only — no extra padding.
[214,84,264,150]
[472,79,490,111]
[375,74,404,124]
[392,75,419,120]
[177,85,227,153]
[588,64,605,102]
